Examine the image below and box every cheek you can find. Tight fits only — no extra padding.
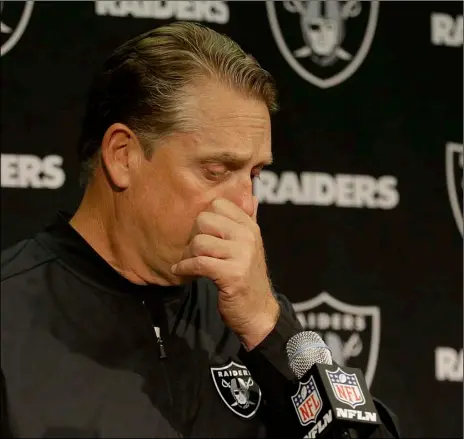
[128,161,218,235]
[124,168,166,231]
[166,170,217,213]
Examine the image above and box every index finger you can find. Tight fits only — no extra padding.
[210,198,255,227]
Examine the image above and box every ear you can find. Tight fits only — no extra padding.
[100,123,141,189]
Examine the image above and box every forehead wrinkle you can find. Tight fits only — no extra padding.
[177,82,272,162]
[193,113,269,146]
[182,80,270,129]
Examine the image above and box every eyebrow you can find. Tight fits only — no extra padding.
[200,152,273,167]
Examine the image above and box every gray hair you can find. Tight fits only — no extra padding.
[77,21,279,185]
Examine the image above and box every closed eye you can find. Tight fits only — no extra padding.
[203,166,229,180]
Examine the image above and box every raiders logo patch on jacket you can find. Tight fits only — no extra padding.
[210,360,262,419]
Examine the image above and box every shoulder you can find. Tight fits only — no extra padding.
[1,237,57,314]
[372,397,401,438]
[1,237,56,283]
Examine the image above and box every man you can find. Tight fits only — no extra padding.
[1,22,399,438]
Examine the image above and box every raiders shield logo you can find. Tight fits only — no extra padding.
[445,142,463,236]
[326,367,366,409]
[1,1,34,57]
[210,360,262,419]
[266,0,379,88]
[293,292,380,388]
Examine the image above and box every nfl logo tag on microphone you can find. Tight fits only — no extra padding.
[291,375,323,426]
[326,367,366,409]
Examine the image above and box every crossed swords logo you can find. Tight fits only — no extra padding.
[324,332,363,366]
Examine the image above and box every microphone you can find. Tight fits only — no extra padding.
[285,331,382,438]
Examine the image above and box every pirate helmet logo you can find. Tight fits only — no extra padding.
[227,377,254,409]
[266,0,380,88]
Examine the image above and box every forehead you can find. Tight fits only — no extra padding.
[203,113,271,147]
[185,81,272,158]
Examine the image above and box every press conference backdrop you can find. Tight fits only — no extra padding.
[1,1,462,437]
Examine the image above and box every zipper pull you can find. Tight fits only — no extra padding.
[154,326,168,359]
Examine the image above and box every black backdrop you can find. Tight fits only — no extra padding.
[1,1,463,437]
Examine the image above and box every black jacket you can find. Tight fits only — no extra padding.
[1,213,400,438]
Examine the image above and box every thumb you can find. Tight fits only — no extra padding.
[252,195,259,222]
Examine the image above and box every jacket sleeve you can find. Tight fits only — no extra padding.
[238,293,401,438]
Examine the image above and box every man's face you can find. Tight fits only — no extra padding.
[125,81,272,284]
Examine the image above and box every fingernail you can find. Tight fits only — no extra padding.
[171,264,177,273]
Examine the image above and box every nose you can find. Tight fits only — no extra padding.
[223,178,255,218]
[238,191,255,218]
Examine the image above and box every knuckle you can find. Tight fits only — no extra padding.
[197,210,214,225]
[196,211,209,229]
[212,198,225,210]
[194,256,208,271]
[191,234,206,255]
